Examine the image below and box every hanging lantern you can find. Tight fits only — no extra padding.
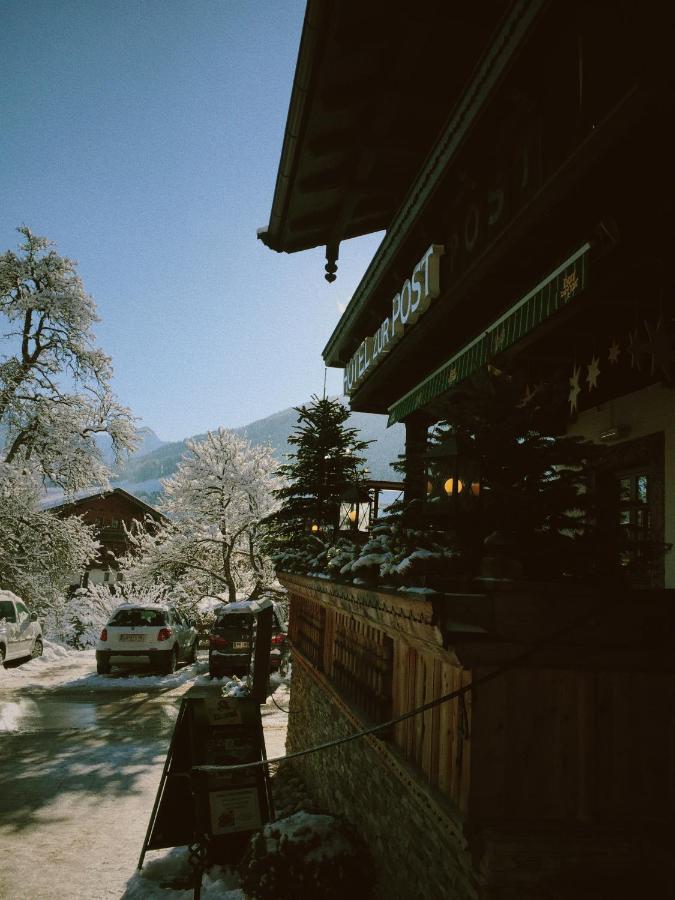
[443,477,464,496]
[339,484,371,533]
[425,433,481,509]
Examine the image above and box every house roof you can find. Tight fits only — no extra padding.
[42,487,168,523]
[257,0,509,272]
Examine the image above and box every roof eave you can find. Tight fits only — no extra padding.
[257,0,334,253]
[322,0,546,369]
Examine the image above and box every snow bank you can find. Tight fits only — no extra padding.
[58,659,209,691]
[123,848,243,899]
[0,640,91,679]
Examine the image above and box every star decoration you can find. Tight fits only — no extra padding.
[517,383,537,408]
[627,328,647,371]
[568,364,581,414]
[644,318,674,383]
[586,355,600,390]
[608,339,620,364]
[559,270,580,301]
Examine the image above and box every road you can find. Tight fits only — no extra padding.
[0,650,289,900]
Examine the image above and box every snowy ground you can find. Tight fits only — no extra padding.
[0,646,296,899]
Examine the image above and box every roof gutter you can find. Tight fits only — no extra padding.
[322,0,547,366]
[257,0,334,252]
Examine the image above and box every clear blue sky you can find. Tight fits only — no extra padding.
[0,0,382,440]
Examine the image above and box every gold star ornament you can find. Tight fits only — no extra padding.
[586,355,600,390]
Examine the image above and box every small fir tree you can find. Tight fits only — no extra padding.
[425,372,600,579]
[266,396,371,553]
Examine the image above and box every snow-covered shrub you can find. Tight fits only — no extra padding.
[239,811,374,900]
[53,584,124,647]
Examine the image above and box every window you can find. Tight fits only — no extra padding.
[16,602,29,623]
[616,470,651,570]
[597,433,665,587]
[0,600,16,623]
[110,608,167,627]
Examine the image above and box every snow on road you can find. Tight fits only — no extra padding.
[0,640,95,686]
[0,646,292,899]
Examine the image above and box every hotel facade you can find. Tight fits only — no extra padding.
[260,3,675,897]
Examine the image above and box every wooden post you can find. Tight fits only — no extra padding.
[404,412,430,507]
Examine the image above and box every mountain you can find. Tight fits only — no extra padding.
[134,427,167,457]
[95,426,166,467]
[113,404,404,506]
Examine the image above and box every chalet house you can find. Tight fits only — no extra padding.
[46,487,166,588]
[259,3,675,898]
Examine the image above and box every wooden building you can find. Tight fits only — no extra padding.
[47,487,165,588]
[261,3,675,898]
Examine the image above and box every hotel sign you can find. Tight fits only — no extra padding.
[343,244,445,396]
[387,242,591,425]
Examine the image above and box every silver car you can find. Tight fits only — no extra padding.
[95,603,199,675]
[0,592,43,666]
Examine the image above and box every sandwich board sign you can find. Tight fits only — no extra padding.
[138,684,273,869]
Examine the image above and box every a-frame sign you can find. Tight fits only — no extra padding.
[138,684,274,869]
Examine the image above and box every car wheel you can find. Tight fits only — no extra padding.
[162,646,179,675]
[31,638,44,659]
[96,654,111,675]
[186,640,198,664]
[0,645,5,668]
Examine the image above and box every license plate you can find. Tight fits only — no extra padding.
[120,634,145,642]
[233,641,248,649]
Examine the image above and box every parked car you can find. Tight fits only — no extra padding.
[269,606,289,675]
[96,604,199,675]
[0,591,43,666]
[208,601,288,678]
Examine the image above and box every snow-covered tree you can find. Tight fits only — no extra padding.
[0,226,137,612]
[0,463,99,610]
[265,395,370,550]
[122,428,280,603]
[0,226,137,490]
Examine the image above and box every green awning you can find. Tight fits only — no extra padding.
[387,243,590,426]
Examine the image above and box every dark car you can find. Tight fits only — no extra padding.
[269,607,289,674]
[208,601,288,678]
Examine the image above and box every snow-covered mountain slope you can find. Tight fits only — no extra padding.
[113,404,404,506]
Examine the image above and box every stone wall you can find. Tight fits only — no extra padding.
[286,652,479,900]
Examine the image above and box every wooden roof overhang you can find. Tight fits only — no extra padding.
[322,2,674,421]
[257,0,510,277]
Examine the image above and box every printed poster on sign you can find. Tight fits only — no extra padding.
[209,787,262,835]
[204,697,243,726]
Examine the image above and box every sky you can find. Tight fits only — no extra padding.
[0,0,383,441]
